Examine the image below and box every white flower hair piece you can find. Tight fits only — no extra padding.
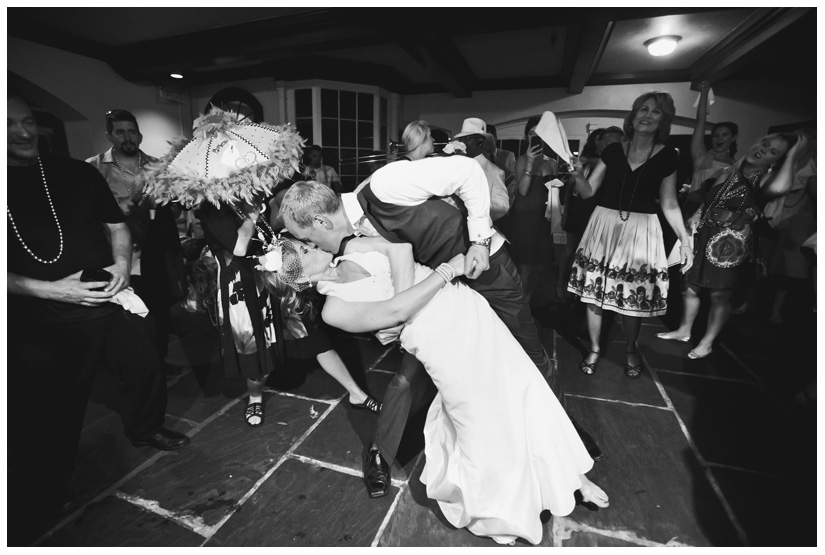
[259,246,283,273]
[442,140,467,155]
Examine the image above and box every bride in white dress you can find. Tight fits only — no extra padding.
[259,236,609,545]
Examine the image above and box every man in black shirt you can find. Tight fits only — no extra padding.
[6,92,189,545]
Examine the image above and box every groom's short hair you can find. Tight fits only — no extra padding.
[280,180,342,228]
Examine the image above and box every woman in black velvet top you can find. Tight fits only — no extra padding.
[567,92,693,379]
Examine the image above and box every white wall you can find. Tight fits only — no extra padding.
[8,36,192,160]
[190,77,285,127]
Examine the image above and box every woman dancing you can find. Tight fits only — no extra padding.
[568,91,694,378]
[688,82,738,193]
[258,232,609,546]
[657,132,805,358]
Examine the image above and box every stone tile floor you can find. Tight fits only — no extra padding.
[24,275,817,547]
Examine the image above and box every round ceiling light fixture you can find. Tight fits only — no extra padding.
[644,36,682,57]
[170,73,184,79]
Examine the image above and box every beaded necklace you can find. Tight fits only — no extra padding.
[111,149,144,196]
[618,140,655,221]
[698,166,767,229]
[7,158,64,264]
[233,204,276,246]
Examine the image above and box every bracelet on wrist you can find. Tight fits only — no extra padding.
[434,263,455,283]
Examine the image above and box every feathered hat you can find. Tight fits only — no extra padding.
[143,106,305,208]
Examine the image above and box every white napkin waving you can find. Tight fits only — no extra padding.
[693,87,715,109]
[535,111,573,165]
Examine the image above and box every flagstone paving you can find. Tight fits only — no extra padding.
[27,283,815,547]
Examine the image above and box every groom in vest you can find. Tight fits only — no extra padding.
[280,154,601,498]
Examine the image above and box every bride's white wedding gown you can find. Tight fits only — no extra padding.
[317,251,594,545]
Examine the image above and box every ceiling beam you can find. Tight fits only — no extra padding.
[399,37,477,98]
[588,70,689,86]
[688,7,813,88]
[146,55,418,94]
[567,17,614,94]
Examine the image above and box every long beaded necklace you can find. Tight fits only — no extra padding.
[7,157,64,264]
[698,166,767,229]
[111,149,144,196]
[618,140,655,221]
[233,204,276,246]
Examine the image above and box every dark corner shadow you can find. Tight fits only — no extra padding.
[668,266,818,546]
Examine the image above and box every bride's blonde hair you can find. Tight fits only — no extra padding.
[259,236,319,322]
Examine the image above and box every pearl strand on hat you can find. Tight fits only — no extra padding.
[7,158,64,264]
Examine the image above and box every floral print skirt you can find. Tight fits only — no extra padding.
[567,206,669,317]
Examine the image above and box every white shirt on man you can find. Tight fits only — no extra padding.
[347,156,504,254]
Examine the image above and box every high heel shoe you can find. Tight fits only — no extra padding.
[625,350,642,379]
[349,395,382,414]
[579,350,600,375]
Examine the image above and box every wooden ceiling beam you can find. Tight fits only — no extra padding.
[567,17,613,94]
[588,70,689,86]
[399,37,477,98]
[688,7,813,88]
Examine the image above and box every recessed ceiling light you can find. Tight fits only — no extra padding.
[644,36,682,57]
[170,73,184,79]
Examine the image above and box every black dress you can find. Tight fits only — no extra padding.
[198,203,284,380]
[686,168,766,290]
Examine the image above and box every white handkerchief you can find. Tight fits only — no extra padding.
[111,287,150,317]
[693,88,715,108]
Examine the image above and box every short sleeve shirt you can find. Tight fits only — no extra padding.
[8,156,126,322]
[597,142,679,214]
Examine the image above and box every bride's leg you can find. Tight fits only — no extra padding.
[578,474,609,508]
[316,349,368,405]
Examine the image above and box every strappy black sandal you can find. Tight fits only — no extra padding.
[579,350,601,375]
[245,402,264,427]
[349,395,382,414]
[625,350,643,379]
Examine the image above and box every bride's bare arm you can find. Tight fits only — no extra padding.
[343,237,414,294]
[321,253,463,334]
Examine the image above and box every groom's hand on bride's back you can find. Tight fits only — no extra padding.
[464,245,489,279]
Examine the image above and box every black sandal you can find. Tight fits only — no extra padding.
[579,350,601,375]
[625,350,642,379]
[349,395,382,414]
[245,402,264,427]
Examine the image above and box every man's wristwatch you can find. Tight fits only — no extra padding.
[470,237,492,250]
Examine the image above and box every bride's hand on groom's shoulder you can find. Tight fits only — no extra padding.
[447,253,467,277]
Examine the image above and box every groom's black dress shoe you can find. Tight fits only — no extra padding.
[364,442,390,498]
[130,428,190,451]
[571,419,603,461]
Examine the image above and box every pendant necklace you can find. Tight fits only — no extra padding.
[618,140,655,221]
[7,158,64,264]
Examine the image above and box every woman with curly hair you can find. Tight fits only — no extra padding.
[657,131,806,358]
[567,91,694,378]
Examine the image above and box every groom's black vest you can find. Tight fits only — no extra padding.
[357,183,471,267]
